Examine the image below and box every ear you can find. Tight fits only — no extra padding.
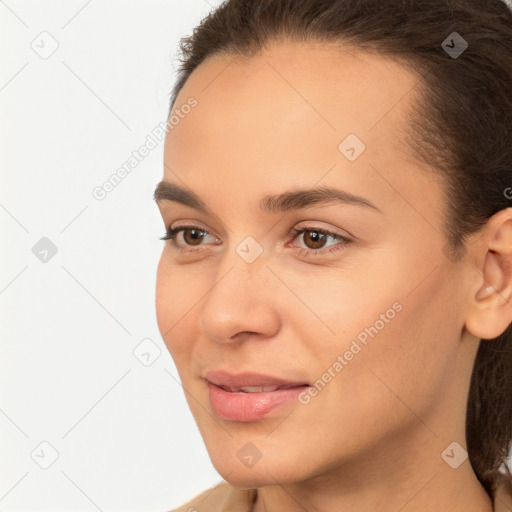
[465,207,512,340]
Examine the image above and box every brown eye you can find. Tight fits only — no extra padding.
[182,228,206,246]
[288,226,353,257]
[302,230,327,249]
[160,225,220,252]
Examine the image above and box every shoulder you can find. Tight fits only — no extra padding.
[166,481,257,512]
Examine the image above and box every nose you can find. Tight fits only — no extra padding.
[199,258,281,344]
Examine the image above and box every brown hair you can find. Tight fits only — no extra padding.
[168,0,512,501]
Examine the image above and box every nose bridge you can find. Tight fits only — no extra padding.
[212,230,271,296]
[199,245,281,342]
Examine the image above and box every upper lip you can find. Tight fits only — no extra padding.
[204,370,310,390]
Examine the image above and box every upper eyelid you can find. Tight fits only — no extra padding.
[167,223,341,235]
[166,219,219,236]
[166,219,351,236]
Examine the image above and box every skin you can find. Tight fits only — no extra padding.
[155,41,512,512]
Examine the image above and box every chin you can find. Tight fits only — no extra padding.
[220,469,294,490]
[209,449,310,489]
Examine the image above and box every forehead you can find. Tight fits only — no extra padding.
[167,41,422,164]
[163,41,436,216]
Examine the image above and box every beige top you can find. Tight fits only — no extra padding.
[169,473,512,512]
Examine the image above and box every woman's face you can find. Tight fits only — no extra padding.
[155,42,478,487]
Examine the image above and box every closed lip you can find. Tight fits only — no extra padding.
[204,370,310,391]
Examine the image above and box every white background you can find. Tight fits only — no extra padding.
[1,1,223,510]
[2,1,512,511]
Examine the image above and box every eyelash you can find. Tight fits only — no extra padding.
[160,224,353,257]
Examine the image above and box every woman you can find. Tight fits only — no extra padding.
[154,0,512,510]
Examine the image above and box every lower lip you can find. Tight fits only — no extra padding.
[207,382,308,422]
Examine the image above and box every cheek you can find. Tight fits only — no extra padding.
[155,254,171,339]
[329,268,459,425]
[155,252,196,358]
[303,257,459,425]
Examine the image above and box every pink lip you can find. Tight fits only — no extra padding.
[204,370,310,422]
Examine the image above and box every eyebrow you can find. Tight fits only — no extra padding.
[153,181,382,214]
